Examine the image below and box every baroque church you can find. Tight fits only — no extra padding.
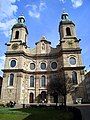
[1,11,86,104]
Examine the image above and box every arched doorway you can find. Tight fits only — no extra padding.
[29,93,34,103]
[41,91,47,103]
[53,92,58,103]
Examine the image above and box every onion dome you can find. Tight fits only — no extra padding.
[12,15,28,34]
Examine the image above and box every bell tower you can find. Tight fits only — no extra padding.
[11,15,28,44]
[59,11,76,40]
[1,15,28,104]
[59,11,85,104]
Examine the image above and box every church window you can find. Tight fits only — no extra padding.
[51,62,57,69]
[72,71,78,85]
[30,63,35,70]
[42,43,45,50]
[41,63,46,70]
[15,31,19,39]
[9,74,14,86]
[69,57,76,65]
[30,76,34,87]
[41,76,46,87]
[66,27,71,36]
[10,60,16,67]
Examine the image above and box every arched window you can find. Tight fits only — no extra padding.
[69,57,76,65]
[9,74,14,86]
[41,76,46,87]
[30,76,34,87]
[10,60,16,67]
[72,71,78,85]
[41,63,46,70]
[15,31,19,39]
[30,63,35,70]
[51,62,57,69]
[66,27,71,36]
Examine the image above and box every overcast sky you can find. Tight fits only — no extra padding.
[0,0,90,76]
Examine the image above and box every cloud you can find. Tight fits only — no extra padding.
[71,0,83,8]
[59,0,66,3]
[0,56,5,76]
[59,0,83,8]
[29,11,40,18]
[27,0,46,18]
[0,0,20,37]
[28,4,40,18]
[0,19,17,37]
[39,0,46,11]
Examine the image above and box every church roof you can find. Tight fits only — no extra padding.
[12,15,28,34]
[35,36,51,45]
[60,20,75,26]
[60,11,75,26]
[12,23,28,34]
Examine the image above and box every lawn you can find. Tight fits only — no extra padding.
[0,107,73,120]
[0,108,29,120]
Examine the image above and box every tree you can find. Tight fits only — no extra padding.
[47,75,63,106]
[47,73,73,107]
[60,73,73,107]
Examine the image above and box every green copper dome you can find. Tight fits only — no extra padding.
[60,11,75,26]
[12,15,28,34]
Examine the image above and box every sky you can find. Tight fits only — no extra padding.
[0,0,90,76]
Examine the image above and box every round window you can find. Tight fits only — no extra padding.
[30,63,35,70]
[51,62,57,69]
[69,57,76,65]
[41,63,46,70]
[10,60,16,67]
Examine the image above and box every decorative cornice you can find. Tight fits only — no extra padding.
[74,39,81,42]
[2,66,85,74]
[5,47,81,59]
[63,36,77,40]
[60,21,75,26]
[2,69,24,73]
[61,48,82,53]
[2,69,59,74]
[5,51,60,59]
[61,66,85,70]
[10,40,22,43]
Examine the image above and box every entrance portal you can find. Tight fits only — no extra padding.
[41,91,47,103]
[29,93,34,103]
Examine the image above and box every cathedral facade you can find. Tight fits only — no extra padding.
[1,12,85,104]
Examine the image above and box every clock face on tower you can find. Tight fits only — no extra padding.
[67,40,73,46]
[12,43,19,50]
